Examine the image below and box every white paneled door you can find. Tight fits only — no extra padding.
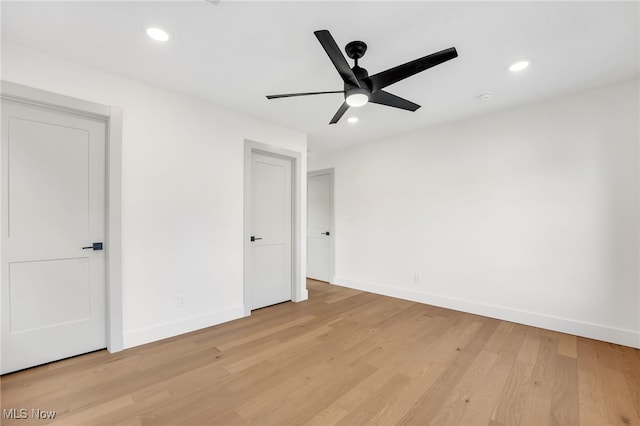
[1,100,107,374]
[249,152,292,310]
[307,171,332,282]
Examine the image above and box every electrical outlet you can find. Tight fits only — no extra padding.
[178,294,185,308]
[414,274,421,284]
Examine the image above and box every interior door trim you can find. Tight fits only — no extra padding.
[1,80,124,352]
[243,140,307,317]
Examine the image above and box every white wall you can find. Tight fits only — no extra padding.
[310,79,640,348]
[1,43,307,349]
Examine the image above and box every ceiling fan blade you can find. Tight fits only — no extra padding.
[369,90,421,111]
[314,30,361,88]
[329,102,349,124]
[368,47,458,92]
[266,90,344,99]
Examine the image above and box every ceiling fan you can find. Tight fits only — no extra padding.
[266,30,458,124]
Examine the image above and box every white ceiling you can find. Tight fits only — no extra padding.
[2,1,639,152]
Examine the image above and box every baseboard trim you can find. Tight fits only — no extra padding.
[123,304,245,349]
[295,288,309,302]
[333,277,640,349]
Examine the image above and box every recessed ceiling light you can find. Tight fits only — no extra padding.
[508,59,531,72]
[347,117,359,124]
[146,27,170,42]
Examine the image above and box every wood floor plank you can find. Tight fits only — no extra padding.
[517,333,558,425]
[281,363,377,425]
[577,338,611,425]
[618,345,640,420]
[396,318,502,425]
[518,394,552,426]
[336,372,412,425]
[550,355,579,426]
[557,333,578,359]
[216,314,316,351]
[303,403,349,426]
[454,323,526,426]
[223,324,333,374]
[48,395,134,426]
[490,359,534,426]
[327,359,404,413]
[599,367,640,425]
[1,280,638,426]
[428,349,499,425]
[234,362,333,422]
[368,367,450,425]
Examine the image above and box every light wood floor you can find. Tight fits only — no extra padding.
[2,280,639,426]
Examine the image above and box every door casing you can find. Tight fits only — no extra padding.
[243,140,307,316]
[0,81,124,353]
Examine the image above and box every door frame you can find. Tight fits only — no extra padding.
[243,140,306,316]
[0,81,124,352]
[307,168,335,283]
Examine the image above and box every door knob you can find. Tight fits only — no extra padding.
[323,231,330,236]
[250,236,263,242]
[82,242,103,250]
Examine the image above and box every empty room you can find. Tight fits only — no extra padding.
[1,1,639,425]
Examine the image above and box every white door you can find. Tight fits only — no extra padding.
[1,100,107,374]
[248,152,292,310]
[307,171,332,282]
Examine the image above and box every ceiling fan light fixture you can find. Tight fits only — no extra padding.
[345,88,369,107]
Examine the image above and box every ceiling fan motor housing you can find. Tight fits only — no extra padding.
[346,65,371,93]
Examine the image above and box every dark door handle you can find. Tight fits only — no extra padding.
[323,232,330,236]
[250,236,263,242]
[82,242,103,250]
